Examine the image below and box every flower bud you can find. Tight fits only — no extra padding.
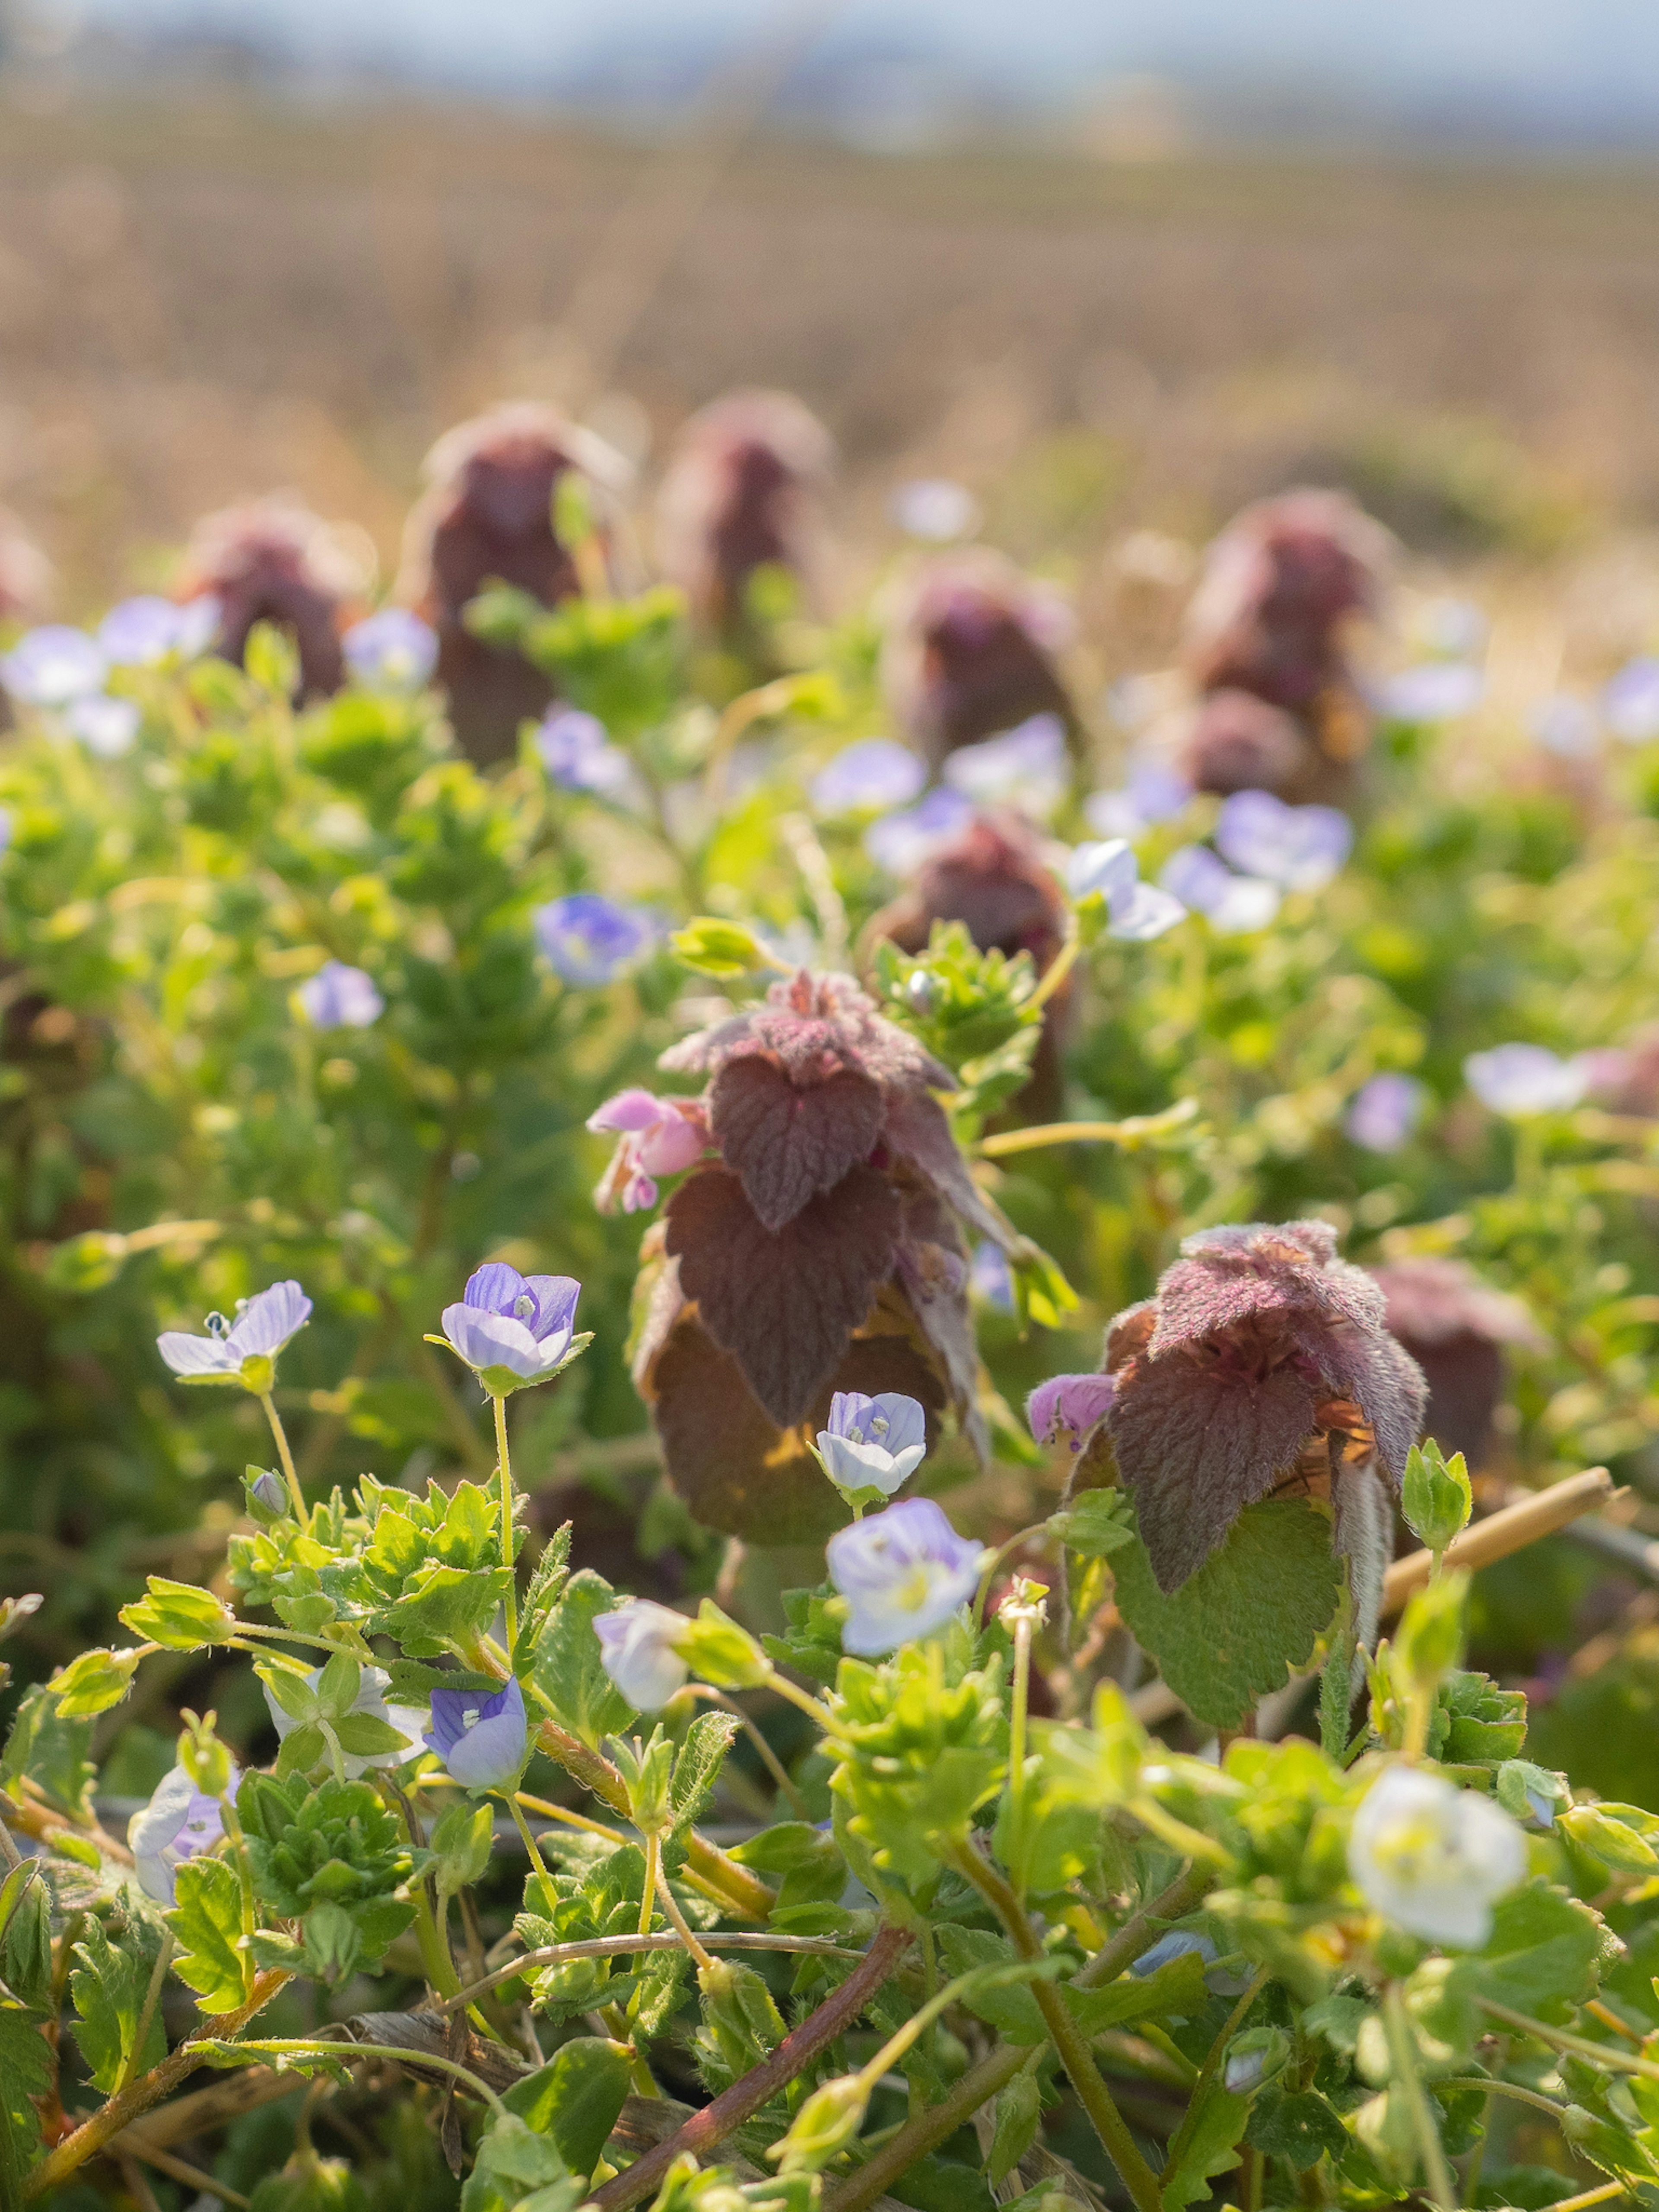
[595,1601,693,1712]
[697,1957,786,2083]
[245,1467,289,1519]
[769,2075,870,2175]
[607,1727,677,1835]
[1400,1440,1472,1557]
[675,1602,773,1692]
[176,1709,232,1799]
[1222,2025,1291,2096]
[1393,1570,1468,1698]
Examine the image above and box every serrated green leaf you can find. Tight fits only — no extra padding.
[671,1710,739,1834]
[1245,2087,1350,2169]
[1445,1883,1608,2026]
[431,1799,494,1900]
[168,1854,252,2015]
[1050,1488,1135,1558]
[1160,2088,1251,2211]
[1112,1499,1343,1731]
[70,1915,166,2091]
[1064,1948,1210,2034]
[2,1682,97,1819]
[988,2070,1042,2183]
[531,1570,636,1750]
[383,1564,512,1654]
[49,1646,143,1718]
[461,2111,581,2212]
[0,2005,52,2188]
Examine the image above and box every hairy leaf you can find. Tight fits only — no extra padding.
[710,1054,885,1232]
[70,1915,167,2091]
[169,1854,253,2015]
[532,1570,636,1751]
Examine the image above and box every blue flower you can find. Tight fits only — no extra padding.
[0,625,106,707]
[942,713,1068,816]
[342,607,439,691]
[65,694,141,759]
[1604,656,1659,744]
[129,1760,239,1904]
[1529,694,1597,759]
[1346,1073,1427,1154]
[535,706,635,797]
[863,787,975,875]
[811,737,925,816]
[298,959,384,1030]
[594,1600,692,1711]
[1376,662,1484,725]
[816,1391,927,1500]
[1159,844,1279,935]
[157,1280,312,1386]
[826,1497,986,1656]
[99,595,219,668]
[1465,1044,1588,1119]
[1065,839,1186,941]
[426,1675,528,1789]
[533,893,656,985]
[1084,756,1191,837]
[1214,790,1352,892]
[440,1263,581,1390]
[969,1241,1015,1313]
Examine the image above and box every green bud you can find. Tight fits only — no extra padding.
[119,1576,234,1652]
[553,470,596,552]
[670,917,772,979]
[300,1902,364,1987]
[429,1798,494,1901]
[1401,1440,1472,1556]
[243,620,300,700]
[696,1958,785,2083]
[608,1728,677,1835]
[1559,1801,1659,1874]
[769,2075,870,2175]
[1393,1569,1468,1696]
[245,1466,290,1520]
[677,1601,772,1692]
[49,1646,142,1719]
[1222,2025,1293,2097]
[177,1709,232,1798]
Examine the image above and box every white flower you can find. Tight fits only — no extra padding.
[157,1279,312,1383]
[890,479,981,543]
[594,1600,691,1711]
[128,1761,239,1904]
[263,1665,427,1781]
[66,694,141,758]
[1349,1766,1527,1948]
[1066,838,1186,942]
[826,1498,988,1657]
[1465,1043,1589,1118]
[816,1391,927,1499]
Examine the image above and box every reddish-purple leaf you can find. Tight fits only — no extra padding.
[664,1164,900,1426]
[710,1055,886,1233]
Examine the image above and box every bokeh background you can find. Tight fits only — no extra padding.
[3,0,1659,703]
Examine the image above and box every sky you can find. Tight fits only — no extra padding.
[50,0,1659,140]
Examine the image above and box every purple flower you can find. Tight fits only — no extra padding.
[594,1599,692,1710]
[811,738,926,816]
[1,625,106,707]
[817,1391,927,1499]
[1159,844,1280,934]
[1529,693,1598,759]
[1465,1043,1588,1118]
[297,958,384,1030]
[1084,756,1192,837]
[1604,656,1659,744]
[863,786,976,875]
[441,1262,581,1387]
[263,1665,426,1780]
[425,1675,527,1789]
[890,478,980,543]
[942,713,1069,816]
[129,1761,238,1904]
[588,1088,706,1213]
[969,1241,1015,1313]
[826,1497,986,1656]
[535,706,635,797]
[1376,662,1484,725]
[66,694,140,759]
[342,607,439,691]
[158,1279,312,1383]
[1066,839,1186,941]
[1214,790,1352,892]
[1027,1372,1116,1452]
[533,893,656,986]
[1129,1928,1250,1996]
[99,595,219,668]
[1346,1073,1427,1153]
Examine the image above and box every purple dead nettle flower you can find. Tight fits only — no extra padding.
[811,737,926,817]
[99,594,220,668]
[298,959,384,1030]
[1159,844,1280,935]
[66,693,141,759]
[587,1089,707,1214]
[341,607,439,692]
[1603,656,1659,745]
[1027,1372,1116,1453]
[1101,1221,1427,1641]
[536,706,636,799]
[816,1390,928,1500]
[864,786,976,875]
[1465,1044,1589,1118]
[158,1279,312,1385]
[534,893,657,986]
[1214,790,1352,891]
[439,1263,582,1391]
[595,1600,693,1710]
[1065,839,1186,941]
[882,549,1079,772]
[425,1675,528,1790]
[890,478,981,544]
[1345,1073,1427,1154]
[827,1497,988,1656]
[130,1759,242,1904]
[1375,662,1484,725]
[263,1666,427,1780]
[941,713,1070,817]
[0,625,106,708]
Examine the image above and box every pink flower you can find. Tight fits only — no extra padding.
[1027,1372,1116,1452]
[588,1090,706,1213]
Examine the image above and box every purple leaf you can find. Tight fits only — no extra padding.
[709,1055,886,1233]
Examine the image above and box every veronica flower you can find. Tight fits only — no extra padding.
[425,1675,528,1789]
[1214,789,1352,891]
[129,1761,239,1904]
[1465,1043,1588,1118]
[1348,1765,1526,1948]
[1,625,106,707]
[816,1391,927,1500]
[1065,839,1186,941]
[826,1497,987,1656]
[864,786,975,875]
[941,713,1069,816]
[1603,656,1659,744]
[439,1263,581,1392]
[1346,1073,1427,1154]
[534,893,656,986]
[297,959,384,1030]
[1376,663,1484,725]
[890,478,980,543]
[99,594,220,668]
[1159,844,1280,935]
[810,737,925,816]
[969,1240,1015,1313]
[263,1665,426,1780]
[535,706,635,797]
[587,1089,705,1213]
[1130,1928,1251,1996]
[158,1280,312,1386]
[65,694,141,759]
[1084,756,1191,838]
[594,1600,692,1711]
[1027,1373,1115,1452]
[1529,694,1598,759]
[342,607,439,691]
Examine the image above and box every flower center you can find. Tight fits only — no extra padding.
[1373,1812,1460,1886]
[203,1312,231,1339]
[461,1706,481,1732]
[513,1294,536,1322]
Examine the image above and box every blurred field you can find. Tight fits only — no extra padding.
[4,84,1659,658]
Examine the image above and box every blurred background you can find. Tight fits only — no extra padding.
[2,0,1659,658]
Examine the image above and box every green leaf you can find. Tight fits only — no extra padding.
[70,1915,166,2091]
[1246,2087,1350,2170]
[0,2005,52,2188]
[1112,1499,1343,1731]
[671,1711,740,1834]
[118,1576,233,1650]
[504,2035,632,2182]
[382,1659,499,1701]
[1446,1883,1609,2026]
[1160,2088,1251,2211]
[988,2070,1042,2185]
[1049,1488,1135,1559]
[1064,1948,1210,2035]
[430,1799,494,1900]
[2,1682,97,1819]
[49,1646,143,1718]
[0,1864,51,2012]
[383,1564,512,1654]
[936,1929,1047,2044]
[460,2112,582,2212]
[531,1571,637,1750]
[333,1713,413,1758]
[168,1855,253,2015]
[275,1723,327,1779]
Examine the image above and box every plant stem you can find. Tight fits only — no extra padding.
[116,1935,175,2096]
[257,1392,306,1521]
[947,1839,1164,2212]
[222,2038,506,2123]
[1160,1967,1271,2180]
[1546,2185,1630,2212]
[1437,2076,1569,2119]
[410,1882,462,2001]
[1476,1996,1659,2080]
[435,1933,862,2013]
[653,1851,716,1974]
[493,1392,518,1660]
[503,1792,550,1882]
[1004,1612,1033,1899]
[1382,1982,1455,2212]
[1318,1584,1355,1763]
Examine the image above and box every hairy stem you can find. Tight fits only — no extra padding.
[493,1392,518,1660]
[435,1932,861,2013]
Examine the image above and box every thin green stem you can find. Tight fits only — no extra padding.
[1319,1583,1355,1764]
[503,1792,550,1882]
[1027,928,1081,1014]
[493,1393,518,1660]
[1004,1613,1033,1899]
[763,1667,837,1731]
[1161,1967,1271,2179]
[218,2039,506,2123]
[410,1881,462,2000]
[1546,2184,1630,2212]
[1382,1982,1455,2212]
[1477,1996,1659,2081]
[257,1392,306,1521]
[653,1848,716,1974]
[1438,2075,1569,2120]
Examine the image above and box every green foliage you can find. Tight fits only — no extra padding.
[168,1853,254,2015]
[69,1914,167,2090]
[502,2037,632,2183]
